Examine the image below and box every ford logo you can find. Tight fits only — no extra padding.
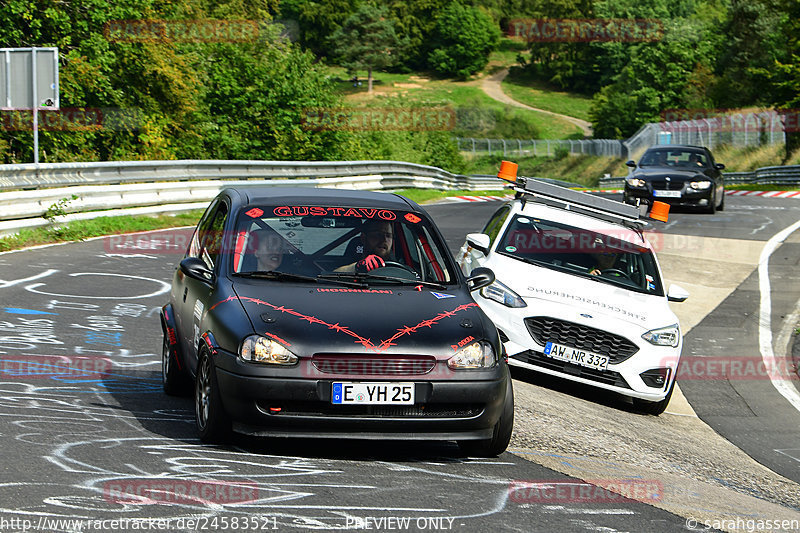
[580,313,593,319]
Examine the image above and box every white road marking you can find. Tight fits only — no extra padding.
[758,218,800,413]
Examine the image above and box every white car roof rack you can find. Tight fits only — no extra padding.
[495,160,668,226]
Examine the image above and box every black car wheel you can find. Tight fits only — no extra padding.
[162,336,188,396]
[632,380,675,416]
[706,190,717,214]
[718,191,725,211]
[459,378,514,457]
[195,350,231,443]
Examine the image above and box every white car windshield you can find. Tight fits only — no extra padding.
[496,214,664,296]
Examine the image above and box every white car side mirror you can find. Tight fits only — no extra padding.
[466,233,491,256]
[667,284,689,302]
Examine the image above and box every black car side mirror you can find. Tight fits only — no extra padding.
[466,267,495,292]
[180,257,214,283]
[714,163,725,170]
[625,160,637,168]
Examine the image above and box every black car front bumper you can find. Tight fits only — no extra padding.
[624,184,713,207]
[213,350,510,440]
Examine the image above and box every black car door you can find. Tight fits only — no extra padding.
[176,198,230,369]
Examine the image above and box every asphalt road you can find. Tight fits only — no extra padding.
[0,193,797,532]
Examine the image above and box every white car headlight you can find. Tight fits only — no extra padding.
[481,280,526,308]
[690,180,712,190]
[641,324,680,347]
[626,177,646,187]
[240,335,298,365]
[448,342,496,369]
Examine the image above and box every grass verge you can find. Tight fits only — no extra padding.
[0,211,204,253]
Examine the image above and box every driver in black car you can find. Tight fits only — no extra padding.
[336,219,394,273]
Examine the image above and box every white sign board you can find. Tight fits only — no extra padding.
[0,47,59,110]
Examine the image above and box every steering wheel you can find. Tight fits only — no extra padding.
[600,268,631,279]
[373,261,417,275]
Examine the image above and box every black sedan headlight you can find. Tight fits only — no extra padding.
[240,335,298,365]
[626,177,646,188]
[689,180,712,190]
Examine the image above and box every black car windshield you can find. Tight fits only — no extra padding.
[639,148,707,169]
[230,205,456,285]
[496,215,664,296]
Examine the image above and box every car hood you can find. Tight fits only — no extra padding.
[632,168,708,181]
[497,259,676,331]
[228,281,488,357]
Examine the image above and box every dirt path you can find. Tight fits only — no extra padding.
[481,68,593,137]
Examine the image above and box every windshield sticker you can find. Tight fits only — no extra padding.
[210,295,477,352]
[273,206,396,220]
[431,291,455,299]
[526,287,648,322]
[404,213,422,224]
[505,246,517,252]
[244,208,264,218]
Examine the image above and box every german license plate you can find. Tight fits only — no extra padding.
[653,190,681,198]
[332,382,415,405]
[543,341,609,371]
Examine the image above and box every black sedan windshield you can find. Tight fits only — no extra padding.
[228,205,456,284]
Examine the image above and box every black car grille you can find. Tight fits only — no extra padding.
[524,316,638,364]
[312,354,437,375]
[650,179,684,191]
[512,351,631,389]
[258,401,483,418]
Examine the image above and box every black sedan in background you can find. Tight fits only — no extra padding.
[622,145,725,213]
[160,186,513,456]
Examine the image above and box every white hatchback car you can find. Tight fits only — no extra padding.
[458,176,689,415]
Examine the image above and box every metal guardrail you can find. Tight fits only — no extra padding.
[0,160,509,236]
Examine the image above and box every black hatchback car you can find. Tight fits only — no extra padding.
[160,187,513,456]
[622,145,725,213]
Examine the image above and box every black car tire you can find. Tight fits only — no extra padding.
[195,350,231,443]
[706,191,717,214]
[632,380,675,416]
[162,336,189,396]
[718,191,725,211]
[458,378,514,457]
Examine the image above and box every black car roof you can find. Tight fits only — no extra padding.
[222,186,419,211]
[644,144,707,152]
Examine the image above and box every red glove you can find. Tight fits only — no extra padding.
[356,254,385,272]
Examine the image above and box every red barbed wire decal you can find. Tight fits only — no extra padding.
[210,296,477,352]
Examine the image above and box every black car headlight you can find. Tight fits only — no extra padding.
[689,180,712,190]
[447,341,496,369]
[240,335,298,365]
[626,177,646,188]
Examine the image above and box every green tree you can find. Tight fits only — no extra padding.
[426,3,500,79]
[328,4,407,92]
